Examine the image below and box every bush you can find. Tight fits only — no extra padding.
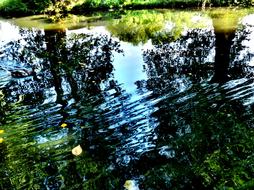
[24,0,52,13]
[0,0,28,16]
[44,0,86,22]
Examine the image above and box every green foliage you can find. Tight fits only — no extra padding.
[211,0,254,6]
[1,0,254,18]
[193,119,254,188]
[139,98,254,189]
[0,0,51,15]
[24,0,52,13]
[0,0,28,15]
[107,10,165,45]
[45,0,85,22]
[175,102,254,188]
[107,10,210,45]
[78,0,254,10]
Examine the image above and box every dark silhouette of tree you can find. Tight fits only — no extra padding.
[139,13,254,189]
[0,27,125,189]
[210,11,254,83]
[210,12,238,83]
[229,23,254,79]
[143,28,214,96]
[44,29,66,102]
[1,27,123,102]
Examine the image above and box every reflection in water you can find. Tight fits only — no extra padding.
[1,9,254,189]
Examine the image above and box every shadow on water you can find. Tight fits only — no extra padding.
[1,8,254,189]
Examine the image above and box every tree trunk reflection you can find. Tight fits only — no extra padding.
[45,29,66,102]
[211,16,237,83]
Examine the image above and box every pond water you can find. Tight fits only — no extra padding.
[1,8,254,189]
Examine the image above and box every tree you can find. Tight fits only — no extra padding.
[45,0,85,22]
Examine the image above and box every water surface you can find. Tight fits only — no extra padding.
[1,8,254,189]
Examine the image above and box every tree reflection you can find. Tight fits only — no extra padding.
[143,28,214,96]
[140,13,254,189]
[0,27,124,189]
[2,10,254,189]
[143,14,254,90]
[212,19,236,82]
[210,10,254,83]
[107,10,209,45]
[1,27,123,103]
[229,23,254,79]
[44,29,66,102]
[142,27,215,157]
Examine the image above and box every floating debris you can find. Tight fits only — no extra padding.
[60,123,68,128]
[72,145,82,156]
[124,180,139,190]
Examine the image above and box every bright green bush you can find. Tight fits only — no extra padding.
[44,0,86,22]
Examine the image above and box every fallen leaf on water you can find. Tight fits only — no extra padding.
[0,138,4,143]
[0,130,4,134]
[72,145,82,156]
[124,180,139,190]
[60,123,67,128]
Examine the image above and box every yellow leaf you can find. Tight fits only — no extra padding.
[0,138,4,143]
[124,180,139,190]
[72,145,82,156]
[60,123,67,128]
[0,130,4,134]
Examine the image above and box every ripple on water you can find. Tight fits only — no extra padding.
[2,11,254,189]
[0,69,11,88]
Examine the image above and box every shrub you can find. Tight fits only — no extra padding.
[0,0,28,16]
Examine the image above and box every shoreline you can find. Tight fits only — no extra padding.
[0,1,253,19]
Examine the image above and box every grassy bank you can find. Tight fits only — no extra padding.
[75,0,253,12]
[0,0,253,18]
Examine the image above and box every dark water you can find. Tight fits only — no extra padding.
[1,9,254,189]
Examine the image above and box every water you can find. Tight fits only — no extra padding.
[1,8,254,189]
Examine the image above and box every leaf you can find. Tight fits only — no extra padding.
[124,180,139,190]
[60,123,67,128]
[0,138,4,143]
[0,130,4,134]
[72,145,82,156]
